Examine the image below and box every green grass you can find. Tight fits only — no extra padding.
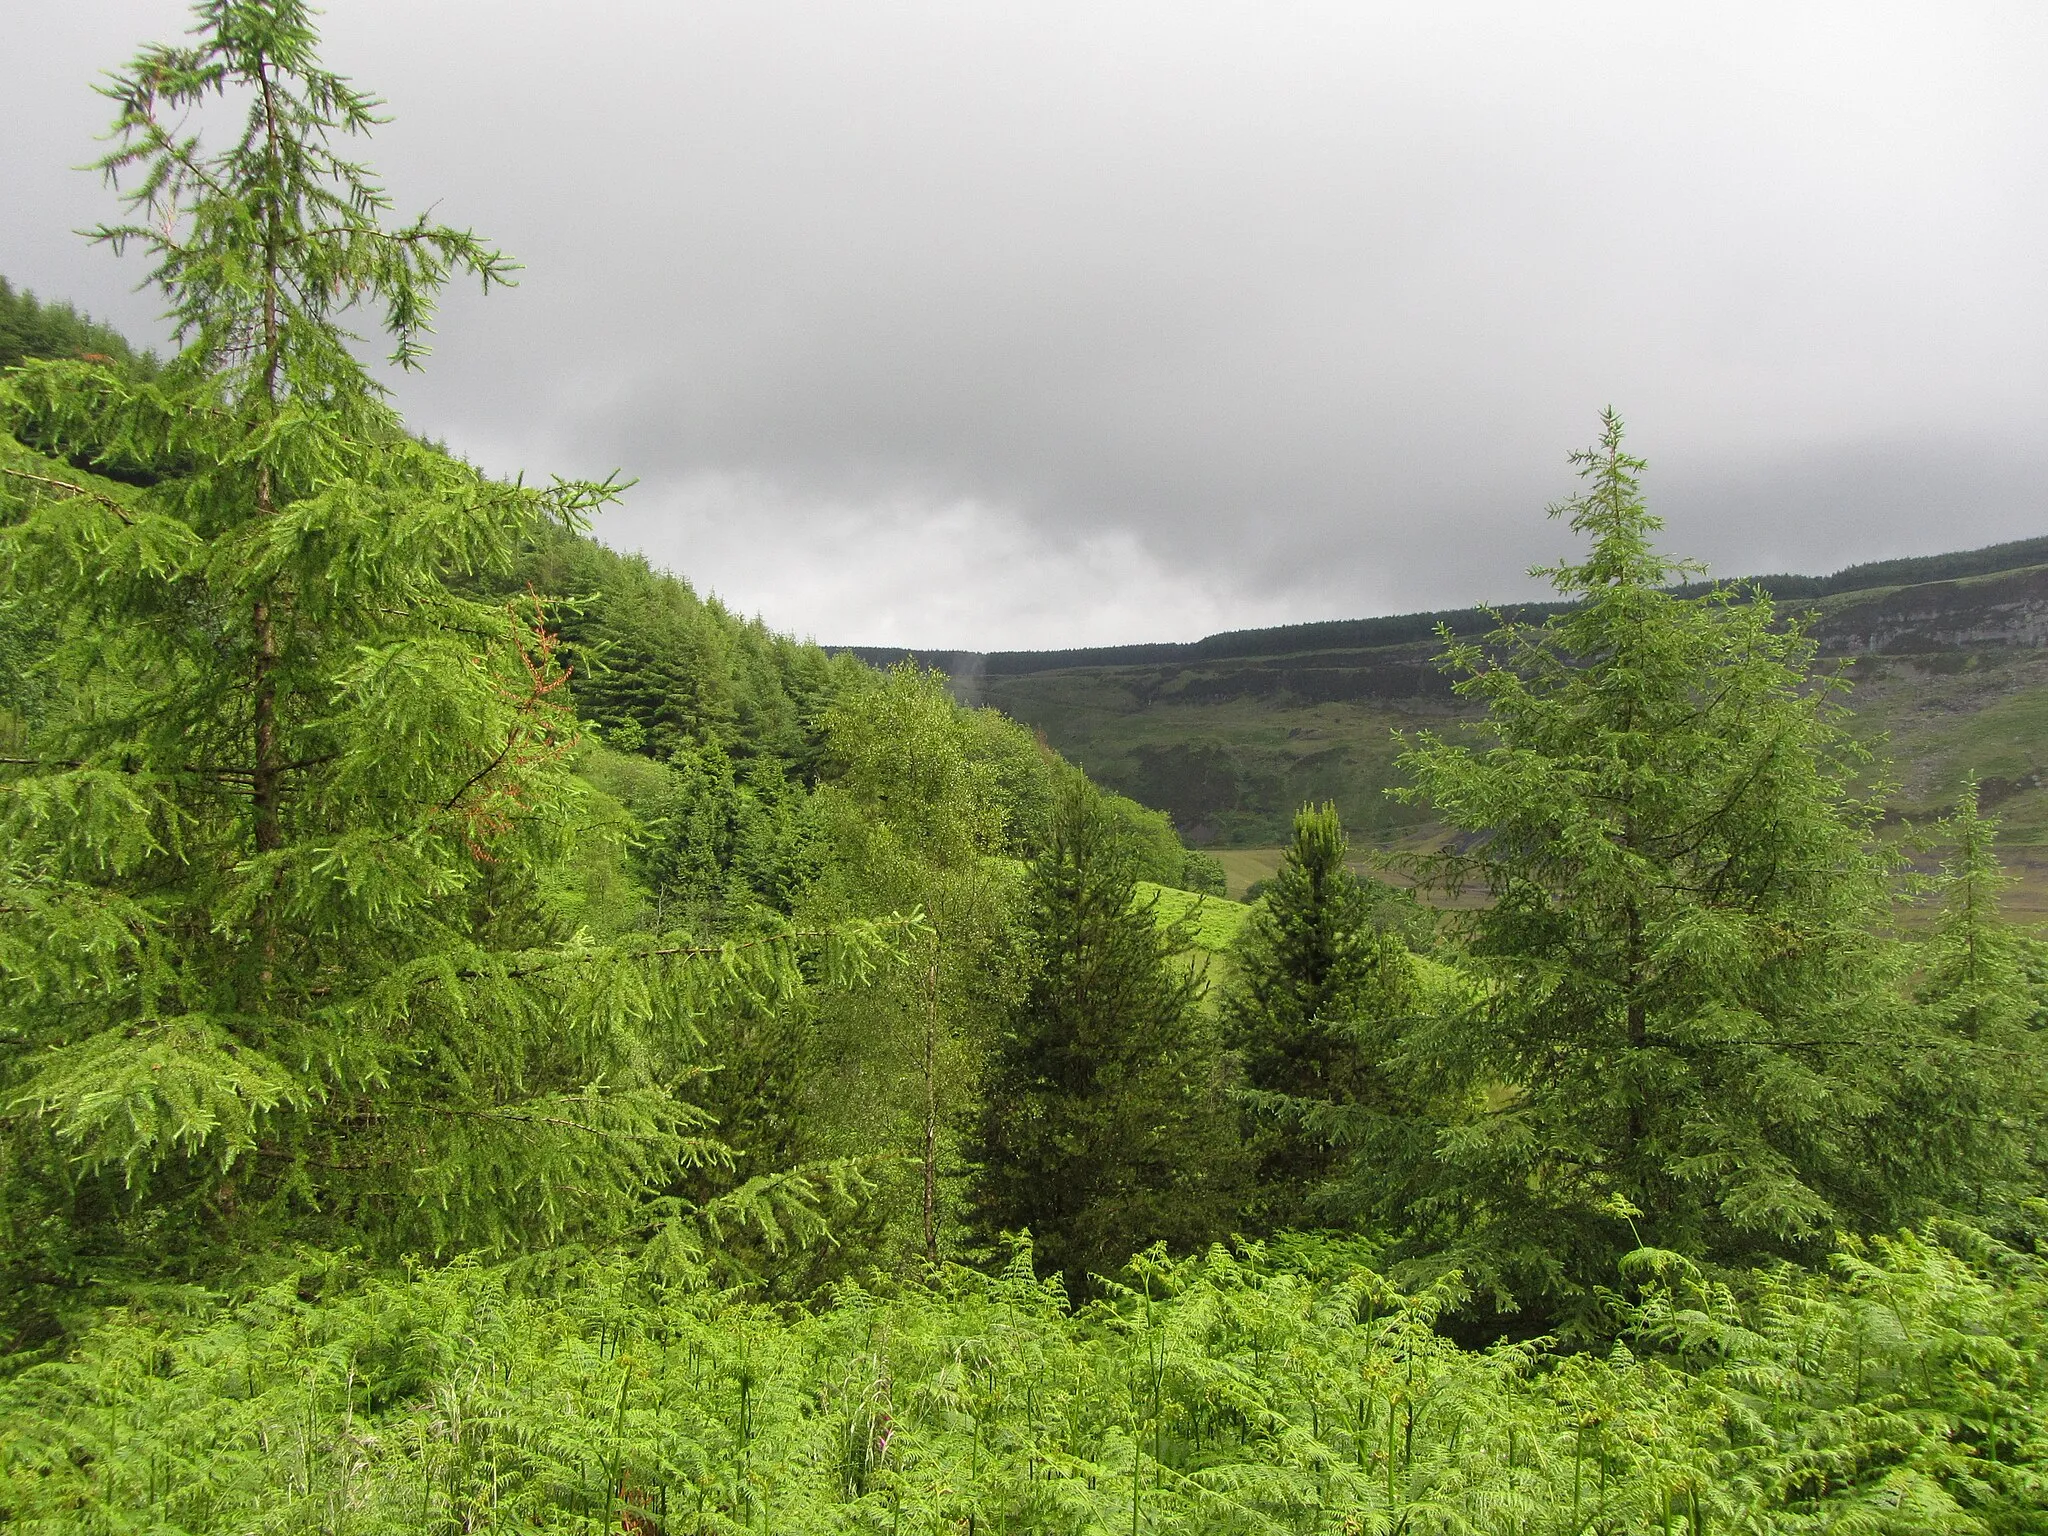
[1212,847,1285,899]
[985,642,2048,935]
[980,673,1457,847]
[1841,650,2048,836]
[1134,881,1257,952]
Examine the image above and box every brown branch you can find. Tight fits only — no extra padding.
[281,225,463,249]
[0,468,135,525]
[442,734,517,812]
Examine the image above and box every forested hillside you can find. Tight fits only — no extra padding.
[0,279,159,379]
[856,542,2048,871]
[2,6,2045,1531]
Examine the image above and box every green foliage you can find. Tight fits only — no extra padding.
[624,739,821,932]
[511,527,853,769]
[1894,781,2048,1225]
[5,1227,2044,1533]
[822,664,1008,867]
[0,1,905,1332]
[0,280,160,742]
[790,665,1032,1275]
[1182,847,1229,896]
[1385,412,1946,1320]
[7,8,2047,1513]
[968,773,1243,1296]
[1102,787,1199,886]
[1223,803,1418,1232]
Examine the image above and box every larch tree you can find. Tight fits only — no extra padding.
[1387,410,1940,1322]
[0,0,890,1324]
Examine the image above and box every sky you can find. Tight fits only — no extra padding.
[7,2,2047,650]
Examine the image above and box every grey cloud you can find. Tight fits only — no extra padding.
[7,2,2046,646]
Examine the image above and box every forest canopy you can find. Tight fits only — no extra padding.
[1,5,2044,1532]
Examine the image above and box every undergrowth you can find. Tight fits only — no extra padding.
[3,1230,2041,1533]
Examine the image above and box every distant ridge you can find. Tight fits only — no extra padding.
[838,533,2048,678]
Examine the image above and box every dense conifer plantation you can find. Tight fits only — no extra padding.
[0,280,156,377]
[2,6,2046,1531]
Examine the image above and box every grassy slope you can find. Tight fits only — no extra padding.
[982,672,1453,847]
[1136,881,1256,951]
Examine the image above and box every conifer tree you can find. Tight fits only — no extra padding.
[0,276,157,377]
[1917,780,2034,1036]
[966,772,1240,1297]
[1878,780,2048,1221]
[1386,411,1931,1319]
[0,0,889,1314]
[1223,801,1414,1231]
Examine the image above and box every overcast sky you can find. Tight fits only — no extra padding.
[7,2,2047,649]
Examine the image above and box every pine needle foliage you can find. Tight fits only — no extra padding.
[510,527,857,771]
[0,278,157,378]
[1388,411,1928,1321]
[1890,781,2048,1226]
[967,773,1242,1297]
[1223,802,1417,1233]
[0,0,904,1321]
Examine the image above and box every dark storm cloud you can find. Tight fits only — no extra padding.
[7,2,2046,646]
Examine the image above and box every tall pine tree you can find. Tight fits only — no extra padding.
[0,1,891,1326]
[966,773,1239,1297]
[1222,802,1415,1232]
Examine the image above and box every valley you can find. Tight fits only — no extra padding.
[849,542,2048,910]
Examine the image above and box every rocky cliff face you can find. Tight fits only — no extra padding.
[1812,566,2048,655]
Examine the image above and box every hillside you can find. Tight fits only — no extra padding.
[844,545,2048,897]
[9,16,2048,1533]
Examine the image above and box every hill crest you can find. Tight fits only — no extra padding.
[838,532,2048,679]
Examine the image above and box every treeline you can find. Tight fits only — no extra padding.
[1683,532,2048,602]
[2,6,2046,1532]
[0,278,158,378]
[854,536,2048,679]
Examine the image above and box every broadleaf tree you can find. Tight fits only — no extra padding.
[800,665,1026,1275]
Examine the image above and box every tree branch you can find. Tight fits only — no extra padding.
[0,467,136,525]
